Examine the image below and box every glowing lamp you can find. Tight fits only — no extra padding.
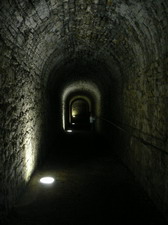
[40,177,55,184]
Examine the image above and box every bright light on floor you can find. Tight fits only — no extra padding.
[40,177,55,184]
[66,130,73,132]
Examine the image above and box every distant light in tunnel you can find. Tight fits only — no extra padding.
[62,81,101,131]
[40,177,55,184]
[72,110,77,117]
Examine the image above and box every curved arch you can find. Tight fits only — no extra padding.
[69,95,92,114]
[69,97,91,129]
[62,80,101,132]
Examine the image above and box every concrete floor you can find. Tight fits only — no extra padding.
[6,131,168,225]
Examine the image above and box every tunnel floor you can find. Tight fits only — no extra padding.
[6,131,168,225]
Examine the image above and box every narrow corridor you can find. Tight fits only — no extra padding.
[6,131,168,225]
[1,0,168,223]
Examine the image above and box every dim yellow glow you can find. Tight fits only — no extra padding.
[40,177,55,184]
[62,111,65,130]
[24,134,36,182]
[72,108,77,117]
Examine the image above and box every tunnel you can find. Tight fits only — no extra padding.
[0,0,168,224]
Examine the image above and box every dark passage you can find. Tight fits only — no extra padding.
[6,131,168,225]
[0,1,168,223]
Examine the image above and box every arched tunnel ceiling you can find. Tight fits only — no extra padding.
[46,59,120,97]
[0,0,168,87]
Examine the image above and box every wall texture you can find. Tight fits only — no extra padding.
[119,56,168,219]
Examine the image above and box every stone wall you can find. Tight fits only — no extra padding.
[118,56,168,220]
[0,66,43,219]
[0,45,44,222]
[0,1,48,219]
[105,56,168,220]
